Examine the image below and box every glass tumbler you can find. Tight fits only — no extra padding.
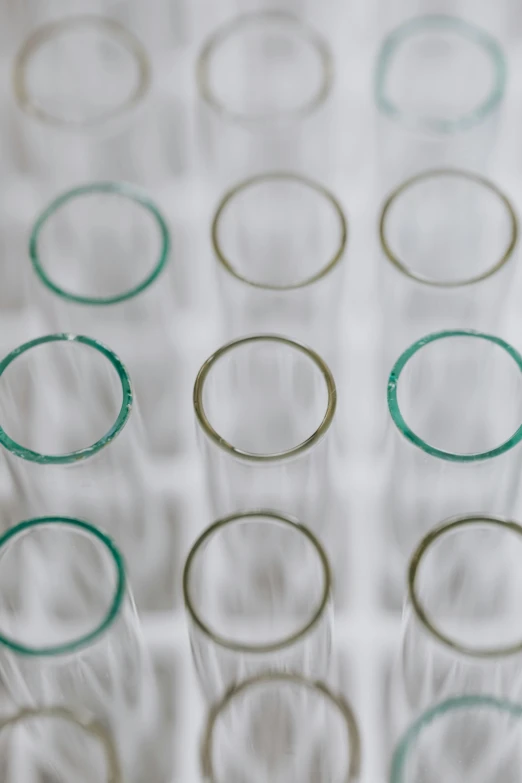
[0,333,169,609]
[183,511,332,703]
[382,329,522,606]
[29,181,179,456]
[196,11,335,185]
[201,672,360,783]
[374,15,506,189]
[0,517,156,783]
[193,335,337,532]
[212,172,347,367]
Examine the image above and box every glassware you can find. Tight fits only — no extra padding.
[0,333,169,609]
[382,329,522,607]
[183,510,332,703]
[0,705,121,782]
[374,15,506,189]
[196,10,335,185]
[212,172,347,367]
[391,696,522,783]
[193,335,337,532]
[29,182,179,456]
[0,516,156,782]
[201,672,360,783]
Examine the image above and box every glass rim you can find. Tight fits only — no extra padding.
[193,334,337,462]
[183,510,332,654]
[375,14,506,134]
[0,333,132,465]
[387,329,522,462]
[212,171,348,291]
[201,672,361,783]
[196,10,334,125]
[29,181,170,306]
[379,168,518,286]
[408,513,522,658]
[0,706,122,783]
[0,517,125,657]
[12,14,151,130]
[391,694,522,783]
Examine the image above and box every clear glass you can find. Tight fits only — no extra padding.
[0,517,156,783]
[29,182,180,456]
[0,333,169,610]
[382,330,522,608]
[193,335,337,533]
[391,696,522,783]
[0,705,121,782]
[212,172,347,367]
[183,511,332,703]
[374,15,506,189]
[201,672,360,783]
[196,11,336,185]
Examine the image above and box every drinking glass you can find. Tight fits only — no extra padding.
[391,696,522,783]
[201,672,360,783]
[212,172,347,367]
[193,335,337,532]
[374,15,506,189]
[0,516,156,782]
[29,182,179,455]
[382,329,522,606]
[183,510,332,703]
[196,10,335,185]
[0,333,169,609]
[0,705,121,782]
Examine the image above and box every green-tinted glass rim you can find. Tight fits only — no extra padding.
[0,517,125,657]
[196,11,334,125]
[387,330,522,462]
[212,171,348,291]
[375,15,506,134]
[29,181,170,306]
[391,695,522,783]
[0,333,132,465]
[183,510,332,654]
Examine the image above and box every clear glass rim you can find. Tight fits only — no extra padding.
[183,510,332,654]
[408,513,522,658]
[212,171,348,291]
[193,334,337,462]
[196,10,334,125]
[379,168,518,286]
[0,333,132,465]
[0,706,122,782]
[29,181,171,306]
[391,695,522,783]
[375,14,506,134]
[0,517,125,657]
[12,15,151,130]
[201,672,361,783]
[387,329,522,462]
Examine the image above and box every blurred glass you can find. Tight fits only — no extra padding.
[183,511,332,703]
[201,673,360,783]
[193,335,337,533]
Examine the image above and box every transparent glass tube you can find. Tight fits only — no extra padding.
[0,705,121,782]
[196,11,336,185]
[183,511,332,703]
[201,672,360,783]
[29,182,180,456]
[0,517,156,782]
[0,333,169,610]
[374,15,506,189]
[382,329,522,607]
[193,335,337,533]
[391,696,522,783]
[212,172,347,367]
